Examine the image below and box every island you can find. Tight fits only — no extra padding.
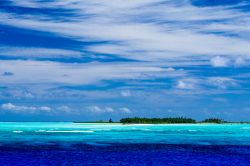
[120,117,196,124]
[74,117,246,124]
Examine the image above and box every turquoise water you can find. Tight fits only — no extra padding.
[1,122,250,165]
[1,122,250,145]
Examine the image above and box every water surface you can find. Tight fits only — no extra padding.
[1,122,250,165]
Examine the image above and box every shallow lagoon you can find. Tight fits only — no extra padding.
[1,122,250,145]
[1,122,250,165]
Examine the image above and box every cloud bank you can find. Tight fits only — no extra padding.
[1,0,250,120]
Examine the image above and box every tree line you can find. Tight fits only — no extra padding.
[119,117,225,124]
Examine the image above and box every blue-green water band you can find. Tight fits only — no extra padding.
[1,122,250,145]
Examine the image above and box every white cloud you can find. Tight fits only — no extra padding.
[57,105,72,113]
[87,106,114,113]
[0,0,250,63]
[207,77,237,89]
[88,106,114,113]
[0,47,82,59]
[210,56,231,67]
[0,60,183,86]
[23,92,34,98]
[210,56,248,67]
[176,78,198,90]
[119,107,132,113]
[1,103,17,110]
[104,107,114,113]
[0,0,249,117]
[121,90,131,97]
[39,106,52,112]
[165,67,176,72]
[1,103,52,114]
[234,57,246,66]
[0,103,77,114]
[88,106,131,114]
[176,76,238,90]
[87,106,103,113]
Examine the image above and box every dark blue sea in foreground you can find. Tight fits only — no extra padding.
[1,123,250,165]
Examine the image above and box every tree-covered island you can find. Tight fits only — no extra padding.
[201,118,225,124]
[119,117,230,124]
[75,117,250,124]
[120,117,196,124]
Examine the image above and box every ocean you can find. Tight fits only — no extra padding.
[0,122,250,165]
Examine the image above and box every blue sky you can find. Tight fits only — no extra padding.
[0,0,250,121]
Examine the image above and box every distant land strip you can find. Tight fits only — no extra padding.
[74,117,250,124]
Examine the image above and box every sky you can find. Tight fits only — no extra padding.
[0,0,250,121]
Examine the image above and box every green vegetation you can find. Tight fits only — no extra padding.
[120,117,196,124]
[202,118,225,124]
[74,117,250,124]
[109,118,113,123]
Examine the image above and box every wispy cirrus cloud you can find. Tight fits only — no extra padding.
[0,46,82,59]
[1,0,250,120]
[1,0,250,63]
[0,60,183,86]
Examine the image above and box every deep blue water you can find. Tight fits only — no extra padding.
[1,144,250,166]
[1,123,250,165]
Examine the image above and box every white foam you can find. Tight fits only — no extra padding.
[241,127,250,130]
[35,130,46,132]
[128,124,153,126]
[45,130,94,133]
[13,130,23,133]
[93,129,111,131]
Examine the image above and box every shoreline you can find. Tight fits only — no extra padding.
[1,122,250,125]
[74,122,250,125]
